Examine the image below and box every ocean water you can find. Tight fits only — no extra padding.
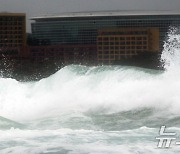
[1,29,180,154]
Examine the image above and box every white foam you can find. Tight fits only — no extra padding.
[0,28,180,123]
[0,127,178,154]
[0,63,179,122]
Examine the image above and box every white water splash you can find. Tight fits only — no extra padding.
[0,28,180,123]
[161,27,180,70]
[1,28,180,153]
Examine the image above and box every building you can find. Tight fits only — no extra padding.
[97,27,159,64]
[0,12,26,58]
[30,11,180,64]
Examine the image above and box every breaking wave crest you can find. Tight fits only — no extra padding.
[0,27,180,126]
[1,28,180,154]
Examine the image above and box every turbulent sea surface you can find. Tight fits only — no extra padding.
[1,29,180,154]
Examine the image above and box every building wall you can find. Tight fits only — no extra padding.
[148,28,159,52]
[0,13,26,47]
[31,15,180,51]
[27,44,97,65]
[97,27,159,64]
[0,13,26,57]
[30,14,180,64]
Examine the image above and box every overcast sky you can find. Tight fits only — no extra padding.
[1,0,180,32]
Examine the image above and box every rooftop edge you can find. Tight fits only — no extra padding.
[30,10,180,20]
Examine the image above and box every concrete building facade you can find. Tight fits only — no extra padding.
[0,13,26,58]
[30,11,180,64]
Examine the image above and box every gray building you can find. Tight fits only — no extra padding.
[30,11,180,64]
